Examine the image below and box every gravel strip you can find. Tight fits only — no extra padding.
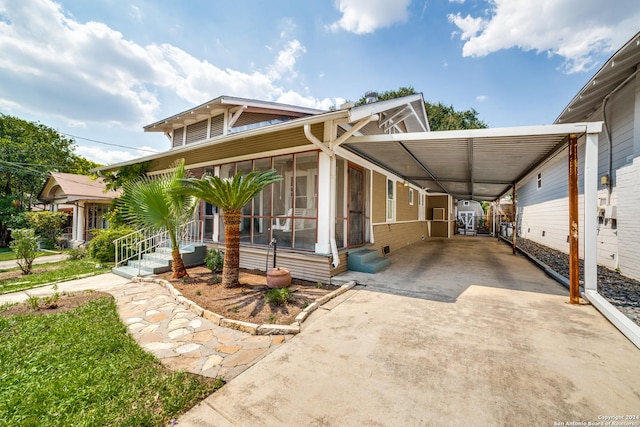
[515,238,640,326]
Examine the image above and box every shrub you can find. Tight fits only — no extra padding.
[25,211,68,249]
[8,228,39,275]
[88,226,136,263]
[204,248,224,273]
[67,247,88,260]
[265,287,290,306]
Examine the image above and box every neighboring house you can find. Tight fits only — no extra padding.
[37,172,120,246]
[456,199,484,235]
[515,31,640,281]
[98,94,602,282]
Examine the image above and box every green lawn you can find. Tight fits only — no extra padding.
[0,259,110,295]
[0,250,51,262]
[0,296,223,426]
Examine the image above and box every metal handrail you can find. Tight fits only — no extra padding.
[113,220,204,273]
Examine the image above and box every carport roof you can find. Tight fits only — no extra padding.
[344,122,603,201]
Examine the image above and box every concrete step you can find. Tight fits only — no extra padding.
[347,248,391,274]
[112,265,145,279]
[128,259,171,274]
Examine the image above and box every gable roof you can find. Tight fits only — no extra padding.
[144,95,326,134]
[96,94,431,172]
[556,31,640,124]
[38,172,120,203]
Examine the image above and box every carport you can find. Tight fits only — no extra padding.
[344,122,639,349]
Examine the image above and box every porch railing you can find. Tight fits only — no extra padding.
[113,220,204,269]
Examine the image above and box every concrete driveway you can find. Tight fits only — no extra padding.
[181,237,640,426]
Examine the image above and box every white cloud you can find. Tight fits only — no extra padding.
[476,95,487,102]
[276,90,344,111]
[74,144,159,165]
[448,0,640,73]
[328,0,412,34]
[267,40,306,80]
[129,5,143,23]
[0,0,324,133]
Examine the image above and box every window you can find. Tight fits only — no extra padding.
[386,179,394,221]
[463,200,469,206]
[409,188,414,206]
[216,152,318,251]
[537,173,542,189]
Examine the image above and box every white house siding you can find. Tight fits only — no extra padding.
[518,79,638,272]
[617,158,640,280]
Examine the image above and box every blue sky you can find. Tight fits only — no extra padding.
[1,0,639,165]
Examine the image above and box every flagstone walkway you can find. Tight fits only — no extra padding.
[108,280,291,381]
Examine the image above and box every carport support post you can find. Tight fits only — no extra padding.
[568,134,580,304]
[512,184,516,254]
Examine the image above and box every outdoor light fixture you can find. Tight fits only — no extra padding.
[403,180,409,187]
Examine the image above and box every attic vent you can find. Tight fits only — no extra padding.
[364,91,378,104]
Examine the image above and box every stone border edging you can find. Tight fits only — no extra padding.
[131,277,357,335]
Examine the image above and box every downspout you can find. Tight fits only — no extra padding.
[304,125,340,268]
[601,68,640,204]
[304,115,378,269]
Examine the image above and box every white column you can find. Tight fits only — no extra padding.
[584,132,599,292]
[76,202,86,243]
[315,151,332,254]
[72,203,78,241]
[212,165,220,242]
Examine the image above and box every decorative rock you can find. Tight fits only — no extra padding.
[256,324,300,335]
[202,310,223,325]
[220,318,259,335]
[295,311,308,323]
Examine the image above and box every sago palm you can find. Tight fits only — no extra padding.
[118,159,197,278]
[176,169,282,287]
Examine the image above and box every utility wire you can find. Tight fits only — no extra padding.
[58,132,159,154]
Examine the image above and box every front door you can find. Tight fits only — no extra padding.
[348,165,364,246]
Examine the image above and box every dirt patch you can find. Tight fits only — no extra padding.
[0,264,59,282]
[159,266,338,325]
[0,291,112,318]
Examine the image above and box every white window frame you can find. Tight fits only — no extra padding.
[386,178,395,221]
[409,188,414,206]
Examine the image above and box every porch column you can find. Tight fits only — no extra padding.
[72,203,78,241]
[315,151,332,254]
[212,166,220,242]
[76,202,86,243]
[583,131,599,293]
[512,184,517,255]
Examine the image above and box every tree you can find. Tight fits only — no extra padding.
[425,102,487,131]
[9,228,39,275]
[175,170,282,287]
[117,159,197,279]
[0,114,102,246]
[25,211,68,249]
[354,86,488,131]
[101,161,153,192]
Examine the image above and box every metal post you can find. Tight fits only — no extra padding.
[512,184,517,255]
[496,199,501,241]
[568,134,580,304]
[272,239,277,268]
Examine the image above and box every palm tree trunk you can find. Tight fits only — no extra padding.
[222,210,241,287]
[171,246,188,279]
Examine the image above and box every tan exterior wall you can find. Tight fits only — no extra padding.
[427,195,451,238]
[371,221,429,256]
[372,171,387,223]
[396,183,418,221]
[150,124,325,172]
